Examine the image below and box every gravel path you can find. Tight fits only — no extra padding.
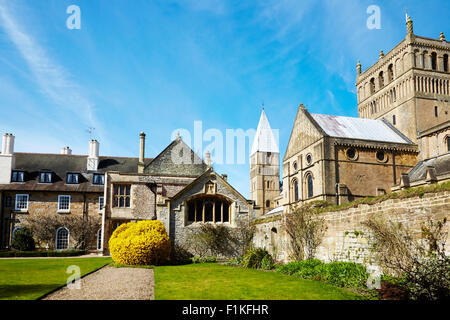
[43,266,154,300]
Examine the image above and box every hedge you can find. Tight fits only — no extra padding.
[0,250,86,258]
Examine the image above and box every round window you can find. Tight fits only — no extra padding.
[346,148,357,160]
[306,154,312,165]
[376,151,386,162]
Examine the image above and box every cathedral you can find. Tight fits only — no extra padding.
[252,17,450,213]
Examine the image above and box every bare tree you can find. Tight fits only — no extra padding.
[283,203,328,260]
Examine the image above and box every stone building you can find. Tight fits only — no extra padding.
[101,134,253,255]
[253,17,449,211]
[0,132,253,256]
[0,135,151,250]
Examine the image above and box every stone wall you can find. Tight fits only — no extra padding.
[253,190,450,264]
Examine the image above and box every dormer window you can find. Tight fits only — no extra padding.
[11,171,25,182]
[93,173,104,185]
[39,171,52,183]
[66,173,79,184]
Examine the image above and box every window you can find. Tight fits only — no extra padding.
[393,115,396,125]
[388,64,394,82]
[378,71,384,88]
[5,196,12,208]
[97,229,102,251]
[93,174,104,185]
[12,226,22,241]
[266,180,271,189]
[306,154,312,165]
[113,185,131,208]
[444,54,448,72]
[98,196,104,211]
[431,52,437,70]
[376,151,387,162]
[15,194,29,211]
[66,173,79,184]
[435,106,438,118]
[39,172,52,183]
[346,148,357,160]
[11,171,24,182]
[187,196,230,223]
[447,137,450,152]
[58,195,71,212]
[266,200,270,208]
[293,161,297,170]
[307,174,313,199]
[293,179,299,202]
[370,78,375,94]
[55,227,69,250]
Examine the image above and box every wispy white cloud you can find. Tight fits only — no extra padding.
[0,2,106,146]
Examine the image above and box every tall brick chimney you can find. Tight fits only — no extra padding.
[87,139,99,171]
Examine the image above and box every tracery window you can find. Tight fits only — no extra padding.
[187,196,231,223]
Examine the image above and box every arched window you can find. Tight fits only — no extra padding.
[266,200,270,208]
[444,54,449,72]
[292,179,299,202]
[447,137,450,152]
[370,78,375,94]
[306,174,313,199]
[12,226,22,241]
[388,64,394,82]
[55,227,69,250]
[97,229,102,251]
[187,195,231,223]
[378,71,384,88]
[431,52,437,70]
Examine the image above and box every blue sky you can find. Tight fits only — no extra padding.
[0,0,448,198]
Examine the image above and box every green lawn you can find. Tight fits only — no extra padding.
[154,263,365,300]
[0,257,112,300]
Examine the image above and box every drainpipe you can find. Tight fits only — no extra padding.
[147,182,157,220]
[392,150,397,185]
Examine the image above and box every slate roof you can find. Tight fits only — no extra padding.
[251,109,279,155]
[408,153,450,182]
[144,137,208,177]
[0,153,152,192]
[310,113,412,144]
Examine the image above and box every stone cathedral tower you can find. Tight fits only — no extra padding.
[250,109,280,215]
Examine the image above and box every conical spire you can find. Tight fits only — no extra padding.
[251,109,279,156]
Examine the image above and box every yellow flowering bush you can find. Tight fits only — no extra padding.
[109,220,171,266]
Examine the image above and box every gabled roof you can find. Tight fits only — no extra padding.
[408,153,450,182]
[310,113,412,144]
[144,137,208,177]
[251,109,279,156]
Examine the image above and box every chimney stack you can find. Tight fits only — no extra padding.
[138,132,146,173]
[205,151,212,167]
[87,139,100,171]
[0,133,16,184]
[61,146,72,155]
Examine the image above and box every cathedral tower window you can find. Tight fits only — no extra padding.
[435,106,438,117]
[393,115,396,125]
[370,78,375,94]
[431,52,437,70]
[266,200,270,208]
[388,64,394,82]
[444,54,448,72]
[378,71,384,88]
[306,154,312,165]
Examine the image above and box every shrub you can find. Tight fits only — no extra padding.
[363,215,449,300]
[186,224,236,258]
[276,259,369,288]
[322,262,369,288]
[242,247,273,269]
[260,254,274,270]
[11,227,35,251]
[109,220,171,266]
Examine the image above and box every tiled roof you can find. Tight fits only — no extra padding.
[408,153,450,182]
[311,113,412,144]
